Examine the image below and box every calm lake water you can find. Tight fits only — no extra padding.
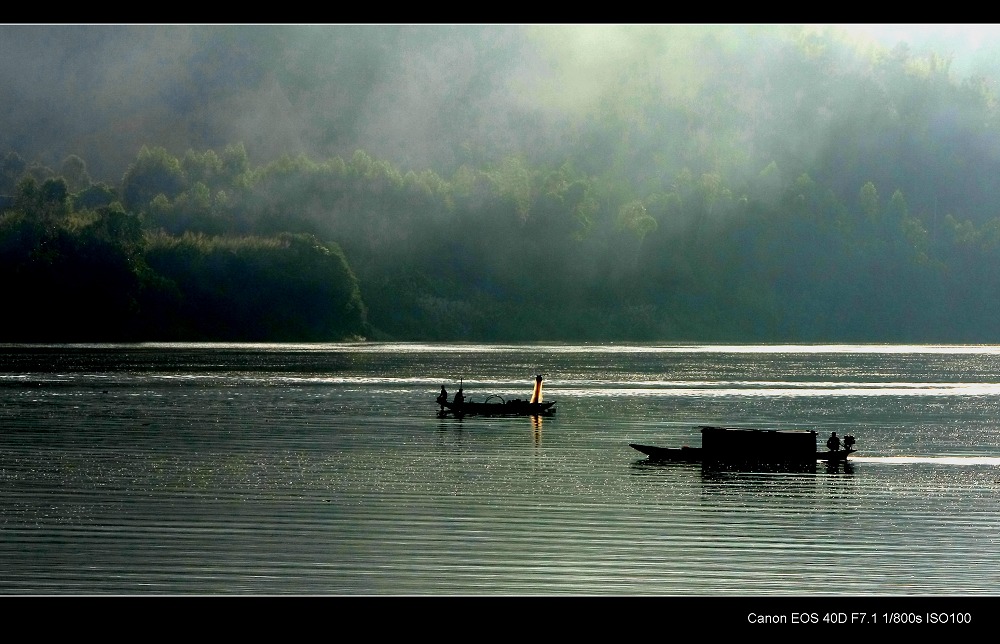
[2,342,1000,596]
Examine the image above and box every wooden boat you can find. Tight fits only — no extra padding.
[443,397,556,417]
[438,375,556,417]
[631,443,858,464]
[630,426,857,465]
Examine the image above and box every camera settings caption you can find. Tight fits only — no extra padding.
[747,612,972,625]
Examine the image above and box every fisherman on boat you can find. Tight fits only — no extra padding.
[826,432,841,451]
[437,386,448,411]
[453,386,465,406]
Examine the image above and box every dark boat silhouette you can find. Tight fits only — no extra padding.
[438,375,556,417]
[630,426,856,465]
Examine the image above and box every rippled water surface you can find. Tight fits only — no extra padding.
[2,342,999,595]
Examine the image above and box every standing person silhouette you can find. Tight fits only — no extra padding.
[827,432,841,452]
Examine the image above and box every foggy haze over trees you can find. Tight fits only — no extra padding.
[4,24,1000,342]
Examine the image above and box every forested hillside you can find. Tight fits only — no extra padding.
[4,25,1000,342]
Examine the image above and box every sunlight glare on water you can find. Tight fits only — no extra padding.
[1,343,1000,595]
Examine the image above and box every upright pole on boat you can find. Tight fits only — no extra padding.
[530,374,543,404]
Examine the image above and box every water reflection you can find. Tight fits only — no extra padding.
[531,414,543,446]
[826,460,854,475]
[433,412,546,447]
[631,457,854,476]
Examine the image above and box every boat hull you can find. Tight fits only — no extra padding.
[816,448,856,462]
[442,400,556,417]
[629,444,703,462]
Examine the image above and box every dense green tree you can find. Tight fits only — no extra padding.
[181,149,223,189]
[144,232,367,340]
[121,146,185,212]
[859,181,880,220]
[60,154,92,192]
[73,182,118,210]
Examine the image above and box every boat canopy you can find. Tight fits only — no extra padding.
[699,426,817,464]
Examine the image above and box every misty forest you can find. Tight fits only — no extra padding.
[6,24,1000,342]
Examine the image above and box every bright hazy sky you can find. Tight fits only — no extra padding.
[836,23,1000,48]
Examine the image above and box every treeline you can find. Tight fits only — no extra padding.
[0,152,367,341]
[7,28,1000,341]
[4,136,1000,342]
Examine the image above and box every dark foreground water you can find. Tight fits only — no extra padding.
[1,342,999,596]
